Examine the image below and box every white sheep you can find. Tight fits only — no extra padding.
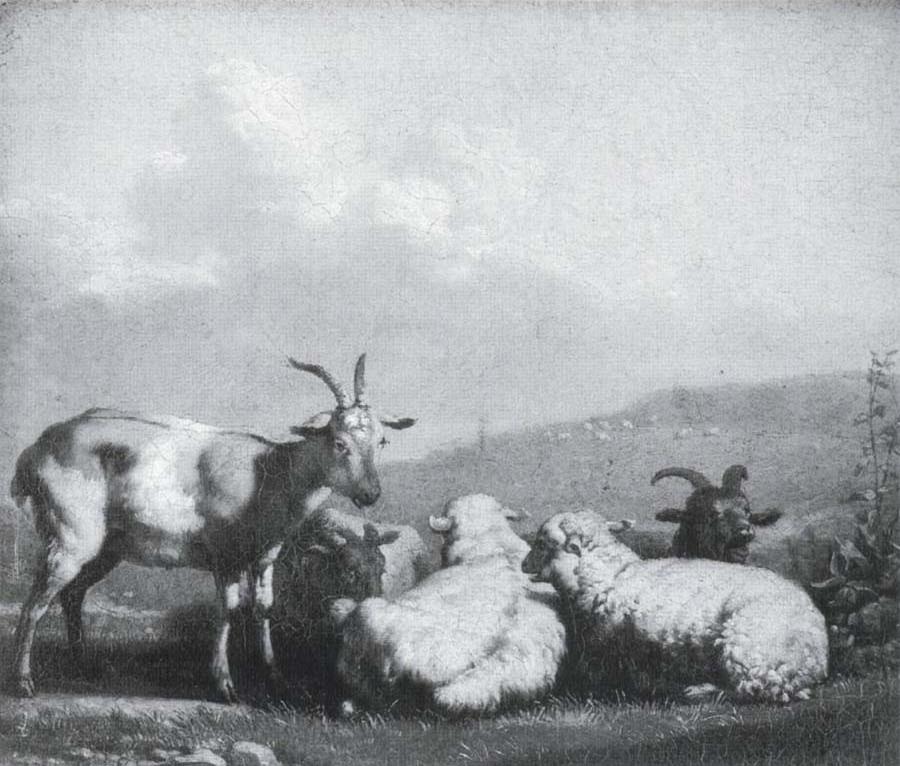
[523,511,829,704]
[331,494,567,714]
[306,507,432,598]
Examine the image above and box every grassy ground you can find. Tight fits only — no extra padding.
[0,374,897,764]
[0,671,897,765]
[0,613,897,766]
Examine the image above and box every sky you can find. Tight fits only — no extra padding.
[1,1,898,463]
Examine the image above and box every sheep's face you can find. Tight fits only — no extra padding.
[299,523,399,603]
[522,515,582,592]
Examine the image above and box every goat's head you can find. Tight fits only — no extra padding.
[653,464,766,563]
[289,354,415,508]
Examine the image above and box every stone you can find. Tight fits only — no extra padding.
[229,741,281,766]
[171,749,227,766]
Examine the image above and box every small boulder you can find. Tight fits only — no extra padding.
[229,742,280,766]
[172,749,227,766]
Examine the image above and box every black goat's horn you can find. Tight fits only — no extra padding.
[720,464,749,495]
[651,468,713,489]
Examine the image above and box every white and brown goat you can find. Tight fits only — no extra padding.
[6,355,414,701]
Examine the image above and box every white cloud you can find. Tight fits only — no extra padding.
[205,59,372,225]
[1,191,221,302]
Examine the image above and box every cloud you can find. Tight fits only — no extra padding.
[1,190,220,302]
[205,59,373,226]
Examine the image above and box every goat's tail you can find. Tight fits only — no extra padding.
[10,445,38,508]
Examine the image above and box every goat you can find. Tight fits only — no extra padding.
[6,354,414,701]
[651,465,782,563]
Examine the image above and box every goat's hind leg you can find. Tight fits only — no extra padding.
[58,546,122,673]
[212,573,242,703]
[8,541,101,697]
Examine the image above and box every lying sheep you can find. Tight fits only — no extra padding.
[331,494,567,715]
[523,511,828,704]
[271,516,398,645]
[652,465,782,563]
[302,507,432,598]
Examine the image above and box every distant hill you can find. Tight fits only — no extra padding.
[617,371,867,434]
[374,371,875,533]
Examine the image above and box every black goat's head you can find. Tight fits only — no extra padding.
[652,464,781,563]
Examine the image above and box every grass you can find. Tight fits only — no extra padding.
[0,673,897,765]
[0,614,897,766]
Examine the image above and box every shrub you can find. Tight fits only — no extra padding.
[812,351,900,655]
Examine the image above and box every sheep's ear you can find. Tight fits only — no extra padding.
[292,411,334,438]
[655,508,685,523]
[502,506,530,521]
[429,515,454,533]
[378,529,401,546]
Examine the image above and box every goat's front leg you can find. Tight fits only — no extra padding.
[212,573,242,703]
[251,544,283,688]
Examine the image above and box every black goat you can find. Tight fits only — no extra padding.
[651,465,782,563]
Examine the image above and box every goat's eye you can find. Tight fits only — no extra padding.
[334,440,349,455]
[378,437,389,449]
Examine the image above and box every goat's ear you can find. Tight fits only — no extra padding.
[655,508,685,523]
[749,507,783,526]
[292,411,334,438]
[304,544,333,557]
[380,414,416,430]
[378,529,401,546]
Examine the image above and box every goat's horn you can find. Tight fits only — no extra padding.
[288,358,351,409]
[353,353,367,405]
[651,468,713,489]
[720,464,749,495]
[429,515,454,533]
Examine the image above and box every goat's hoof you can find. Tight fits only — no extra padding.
[215,679,239,704]
[683,683,719,700]
[264,668,286,699]
[12,675,35,698]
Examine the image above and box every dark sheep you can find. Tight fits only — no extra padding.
[651,465,782,563]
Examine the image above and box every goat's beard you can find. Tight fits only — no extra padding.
[724,542,750,564]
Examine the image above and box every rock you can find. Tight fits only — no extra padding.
[68,748,97,762]
[172,749,227,766]
[150,749,180,762]
[229,742,281,766]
